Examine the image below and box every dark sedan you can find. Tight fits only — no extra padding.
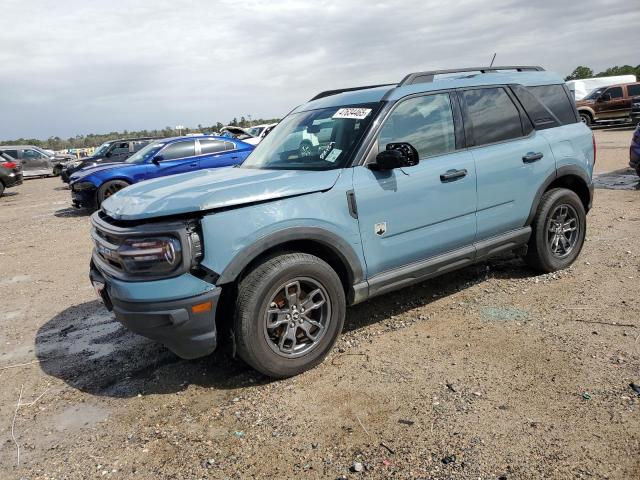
[0,152,23,196]
[61,137,160,183]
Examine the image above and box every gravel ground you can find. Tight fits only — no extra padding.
[0,129,638,479]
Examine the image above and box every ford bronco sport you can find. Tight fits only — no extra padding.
[89,66,595,378]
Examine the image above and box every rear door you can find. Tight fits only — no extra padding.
[146,139,198,179]
[461,87,555,240]
[197,138,244,169]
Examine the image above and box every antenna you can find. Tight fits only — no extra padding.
[489,53,496,68]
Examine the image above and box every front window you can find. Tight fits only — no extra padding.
[92,142,112,157]
[246,126,264,137]
[125,141,164,164]
[584,88,604,101]
[242,103,379,170]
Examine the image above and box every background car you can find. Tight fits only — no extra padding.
[0,152,23,196]
[69,135,254,208]
[576,82,640,126]
[220,124,278,145]
[630,123,640,176]
[61,137,160,183]
[0,145,57,177]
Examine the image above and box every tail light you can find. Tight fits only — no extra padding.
[592,132,596,165]
[1,161,17,169]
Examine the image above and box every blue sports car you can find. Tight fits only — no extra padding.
[69,135,254,208]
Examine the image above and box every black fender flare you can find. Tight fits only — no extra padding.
[525,166,593,226]
[217,226,365,286]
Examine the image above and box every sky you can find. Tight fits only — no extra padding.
[1,0,638,140]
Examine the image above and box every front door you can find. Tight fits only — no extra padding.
[146,139,199,179]
[353,92,477,278]
[596,86,630,120]
[20,148,51,176]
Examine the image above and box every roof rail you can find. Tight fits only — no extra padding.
[398,66,545,86]
[309,83,396,101]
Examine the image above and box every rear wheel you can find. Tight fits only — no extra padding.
[52,165,62,176]
[525,188,586,273]
[0,181,5,197]
[97,179,129,206]
[579,112,592,127]
[234,253,345,378]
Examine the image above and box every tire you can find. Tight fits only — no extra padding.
[579,112,592,127]
[234,252,346,378]
[52,165,62,176]
[97,179,130,206]
[298,140,313,158]
[0,181,5,197]
[525,188,586,273]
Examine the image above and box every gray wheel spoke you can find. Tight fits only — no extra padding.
[560,235,570,251]
[300,288,326,312]
[285,281,301,308]
[300,321,321,341]
[266,308,291,329]
[278,325,298,352]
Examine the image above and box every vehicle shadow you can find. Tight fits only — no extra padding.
[36,254,533,398]
[53,186,70,191]
[53,207,93,218]
[0,191,19,199]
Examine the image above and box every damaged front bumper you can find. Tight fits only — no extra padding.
[90,263,220,359]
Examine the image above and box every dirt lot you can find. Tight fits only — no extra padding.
[0,129,638,480]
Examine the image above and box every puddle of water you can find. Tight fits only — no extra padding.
[593,168,640,191]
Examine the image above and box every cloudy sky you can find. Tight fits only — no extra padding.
[1,0,637,139]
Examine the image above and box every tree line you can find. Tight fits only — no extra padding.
[0,116,281,151]
[565,64,640,81]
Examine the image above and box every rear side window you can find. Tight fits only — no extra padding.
[2,149,19,158]
[378,93,456,159]
[160,140,196,160]
[199,139,226,154]
[627,84,640,97]
[462,88,523,146]
[528,85,578,125]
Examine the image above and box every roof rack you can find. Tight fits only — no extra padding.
[309,83,396,101]
[398,66,545,86]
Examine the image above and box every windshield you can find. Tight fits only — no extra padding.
[125,141,164,164]
[92,142,112,158]
[241,103,379,170]
[246,126,264,137]
[584,88,605,101]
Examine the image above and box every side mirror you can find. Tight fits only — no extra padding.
[105,151,112,158]
[598,93,612,102]
[152,155,163,165]
[372,143,419,171]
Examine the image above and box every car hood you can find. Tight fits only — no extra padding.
[69,162,131,182]
[101,167,343,220]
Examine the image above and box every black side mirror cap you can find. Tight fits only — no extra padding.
[152,155,163,165]
[372,142,419,171]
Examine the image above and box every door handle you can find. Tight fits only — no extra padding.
[522,152,544,163]
[440,169,467,182]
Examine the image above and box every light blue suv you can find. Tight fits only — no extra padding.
[89,66,595,377]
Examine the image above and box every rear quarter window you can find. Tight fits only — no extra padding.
[528,85,578,125]
[627,84,640,97]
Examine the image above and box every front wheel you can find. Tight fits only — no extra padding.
[97,180,129,206]
[234,253,346,378]
[525,188,586,273]
[579,112,592,127]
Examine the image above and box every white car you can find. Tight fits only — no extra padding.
[220,123,278,146]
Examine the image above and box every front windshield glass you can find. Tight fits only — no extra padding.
[92,142,111,158]
[584,88,604,100]
[242,103,379,170]
[125,141,164,164]
[247,126,264,137]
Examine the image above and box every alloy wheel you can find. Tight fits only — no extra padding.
[546,204,579,258]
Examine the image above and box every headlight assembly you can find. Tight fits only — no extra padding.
[117,237,183,275]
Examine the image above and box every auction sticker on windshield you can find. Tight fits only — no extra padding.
[333,108,372,120]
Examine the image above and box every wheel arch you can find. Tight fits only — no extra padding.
[526,167,593,226]
[217,227,365,303]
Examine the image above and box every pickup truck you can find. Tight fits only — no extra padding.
[576,82,640,126]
